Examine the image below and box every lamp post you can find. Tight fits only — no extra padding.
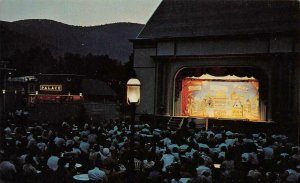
[0,61,16,122]
[2,89,6,120]
[126,78,141,181]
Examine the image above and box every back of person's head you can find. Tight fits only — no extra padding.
[69,158,76,168]
[95,157,103,168]
[88,167,105,183]
[0,161,17,182]
[220,146,227,152]
[292,147,298,155]
[287,158,297,169]
[153,160,162,171]
[25,155,34,165]
[173,147,179,153]
[82,135,88,142]
[93,144,100,152]
[225,152,233,161]
[198,157,205,166]
[58,158,66,168]
[65,144,73,152]
[266,172,277,183]
[203,148,209,155]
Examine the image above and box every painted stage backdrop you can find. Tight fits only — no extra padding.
[181,76,260,120]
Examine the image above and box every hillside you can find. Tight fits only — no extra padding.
[0,19,144,62]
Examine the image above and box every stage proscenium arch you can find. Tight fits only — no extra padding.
[173,67,268,121]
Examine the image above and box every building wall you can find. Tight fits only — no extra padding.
[133,34,299,123]
[295,41,300,127]
[155,36,294,57]
[133,48,156,114]
[297,50,300,142]
[84,101,118,121]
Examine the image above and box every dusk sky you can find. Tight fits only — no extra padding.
[0,0,162,26]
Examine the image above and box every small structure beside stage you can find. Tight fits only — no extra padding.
[131,0,299,126]
[26,74,118,123]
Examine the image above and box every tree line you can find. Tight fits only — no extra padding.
[5,47,136,98]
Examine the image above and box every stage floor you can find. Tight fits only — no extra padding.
[153,115,276,133]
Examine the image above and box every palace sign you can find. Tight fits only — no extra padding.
[40,85,62,92]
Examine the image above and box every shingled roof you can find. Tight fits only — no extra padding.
[137,0,299,39]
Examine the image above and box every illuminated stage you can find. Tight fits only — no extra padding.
[180,74,265,121]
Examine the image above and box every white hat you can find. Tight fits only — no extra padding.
[103,148,110,156]
[47,156,59,171]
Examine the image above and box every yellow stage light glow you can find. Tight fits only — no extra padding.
[181,74,260,121]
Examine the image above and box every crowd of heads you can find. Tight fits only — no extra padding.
[0,118,300,183]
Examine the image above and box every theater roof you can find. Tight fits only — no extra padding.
[137,0,299,39]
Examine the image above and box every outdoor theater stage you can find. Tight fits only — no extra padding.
[132,0,299,127]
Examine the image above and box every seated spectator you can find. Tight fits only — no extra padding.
[143,154,155,172]
[221,152,235,181]
[47,155,59,171]
[148,163,163,183]
[161,148,176,172]
[88,161,108,183]
[100,148,111,162]
[247,169,262,183]
[22,155,37,176]
[79,136,90,154]
[196,157,212,183]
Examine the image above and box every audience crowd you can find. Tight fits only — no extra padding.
[0,118,300,183]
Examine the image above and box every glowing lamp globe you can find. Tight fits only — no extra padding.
[127,78,141,105]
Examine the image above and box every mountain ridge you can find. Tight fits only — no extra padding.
[0,19,144,62]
